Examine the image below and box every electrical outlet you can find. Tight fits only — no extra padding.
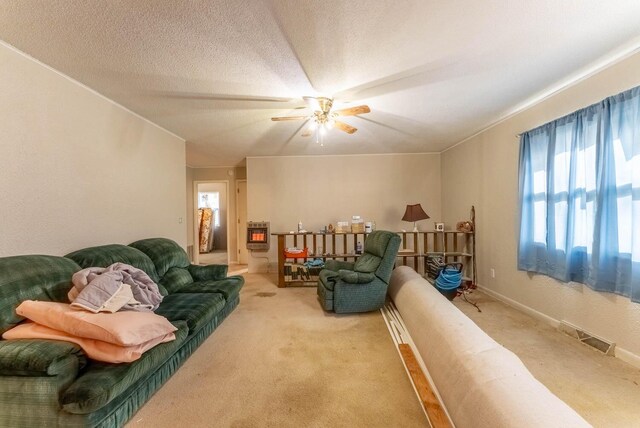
[490,268,495,278]
[178,217,183,224]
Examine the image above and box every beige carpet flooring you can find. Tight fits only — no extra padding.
[199,251,248,276]
[198,250,228,265]
[453,289,640,427]
[128,273,427,428]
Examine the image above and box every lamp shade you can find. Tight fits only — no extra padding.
[402,204,430,222]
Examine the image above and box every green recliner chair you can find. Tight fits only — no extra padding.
[317,230,401,313]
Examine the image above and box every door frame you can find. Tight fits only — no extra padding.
[236,179,248,265]
[193,180,230,266]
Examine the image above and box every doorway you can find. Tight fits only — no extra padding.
[195,181,229,265]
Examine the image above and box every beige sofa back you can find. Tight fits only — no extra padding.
[389,266,591,428]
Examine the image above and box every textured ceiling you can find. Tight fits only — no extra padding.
[2,1,640,167]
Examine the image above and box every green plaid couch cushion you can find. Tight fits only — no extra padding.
[129,238,190,278]
[0,255,80,334]
[61,321,188,414]
[155,293,226,332]
[188,264,228,281]
[64,244,166,295]
[65,244,160,282]
[0,339,86,376]
[159,266,194,294]
[177,276,244,300]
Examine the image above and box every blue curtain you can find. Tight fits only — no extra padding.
[518,86,640,302]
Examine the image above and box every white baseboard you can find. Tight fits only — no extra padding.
[615,347,640,369]
[477,284,561,328]
[476,284,640,370]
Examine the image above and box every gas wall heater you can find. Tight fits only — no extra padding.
[246,221,270,251]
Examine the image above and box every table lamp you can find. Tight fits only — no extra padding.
[402,203,430,232]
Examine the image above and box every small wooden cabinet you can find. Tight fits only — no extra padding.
[272,230,475,288]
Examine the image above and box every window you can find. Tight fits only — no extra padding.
[518,86,640,302]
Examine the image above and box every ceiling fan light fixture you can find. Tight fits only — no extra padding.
[271,96,370,137]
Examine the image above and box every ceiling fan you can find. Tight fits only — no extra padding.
[271,96,370,136]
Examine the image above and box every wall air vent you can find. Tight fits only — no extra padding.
[559,321,615,355]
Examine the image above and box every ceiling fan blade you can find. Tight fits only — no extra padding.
[334,105,371,116]
[271,115,309,121]
[334,121,357,134]
[302,96,320,111]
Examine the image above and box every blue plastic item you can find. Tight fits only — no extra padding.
[436,267,463,290]
[433,264,463,301]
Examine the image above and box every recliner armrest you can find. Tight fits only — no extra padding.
[188,264,228,281]
[338,270,376,284]
[325,259,355,272]
[0,339,86,376]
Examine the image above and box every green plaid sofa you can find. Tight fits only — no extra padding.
[317,230,401,313]
[0,238,244,427]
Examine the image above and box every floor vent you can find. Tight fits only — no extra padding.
[559,321,615,355]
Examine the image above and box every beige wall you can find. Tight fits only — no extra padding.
[0,42,187,256]
[442,51,640,364]
[247,154,441,272]
[187,166,246,261]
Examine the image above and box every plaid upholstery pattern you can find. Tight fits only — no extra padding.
[65,245,160,283]
[0,255,80,334]
[129,238,190,278]
[177,276,244,299]
[81,296,239,428]
[160,267,194,294]
[0,239,243,427]
[0,339,86,376]
[61,321,189,414]
[155,293,226,332]
[188,264,228,281]
[0,365,83,427]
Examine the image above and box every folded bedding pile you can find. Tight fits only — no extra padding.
[3,262,173,363]
[3,300,176,363]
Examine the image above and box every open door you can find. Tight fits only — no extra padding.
[237,180,248,264]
